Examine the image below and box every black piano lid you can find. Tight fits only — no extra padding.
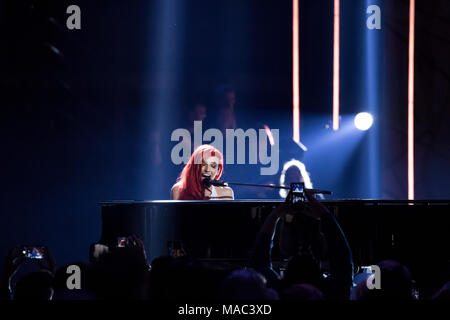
[98,199,450,207]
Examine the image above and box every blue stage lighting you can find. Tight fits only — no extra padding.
[354,112,373,131]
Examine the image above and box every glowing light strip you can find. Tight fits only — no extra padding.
[264,125,275,146]
[293,0,300,142]
[408,0,415,200]
[333,0,340,130]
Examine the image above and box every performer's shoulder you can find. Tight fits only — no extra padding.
[171,183,181,199]
[171,183,181,191]
[217,186,234,199]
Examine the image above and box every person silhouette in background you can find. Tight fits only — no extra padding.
[1,246,56,300]
[353,260,416,300]
[250,190,354,300]
[211,84,237,134]
[187,102,207,135]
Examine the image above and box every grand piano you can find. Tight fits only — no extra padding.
[99,200,279,263]
[99,199,450,284]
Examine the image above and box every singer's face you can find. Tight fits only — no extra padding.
[201,156,220,181]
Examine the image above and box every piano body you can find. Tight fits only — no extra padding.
[99,200,278,263]
[99,199,450,295]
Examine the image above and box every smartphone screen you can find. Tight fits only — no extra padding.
[22,246,45,259]
[290,182,305,203]
[290,182,304,194]
[117,237,127,248]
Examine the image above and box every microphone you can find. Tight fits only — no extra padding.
[202,177,228,187]
[209,179,227,187]
[202,177,211,187]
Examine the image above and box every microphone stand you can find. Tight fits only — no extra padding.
[204,178,332,196]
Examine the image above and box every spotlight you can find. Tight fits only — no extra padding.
[354,112,373,131]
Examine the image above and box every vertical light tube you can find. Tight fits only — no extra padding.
[333,0,340,130]
[293,0,300,143]
[408,0,415,200]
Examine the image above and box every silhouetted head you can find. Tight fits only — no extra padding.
[283,253,322,288]
[52,262,98,300]
[220,268,279,300]
[189,103,207,122]
[353,260,414,300]
[213,84,235,111]
[280,283,325,300]
[13,271,54,300]
[89,246,149,299]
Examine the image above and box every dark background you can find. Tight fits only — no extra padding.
[1,0,449,266]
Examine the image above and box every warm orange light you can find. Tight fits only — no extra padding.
[264,125,275,146]
[293,0,300,143]
[332,0,340,130]
[408,0,415,200]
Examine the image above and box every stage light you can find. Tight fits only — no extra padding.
[333,0,340,130]
[293,0,300,142]
[263,125,275,146]
[354,112,373,131]
[408,0,415,200]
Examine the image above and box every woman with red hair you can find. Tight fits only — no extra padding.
[171,144,234,200]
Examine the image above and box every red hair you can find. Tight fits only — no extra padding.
[176,144,224,200]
